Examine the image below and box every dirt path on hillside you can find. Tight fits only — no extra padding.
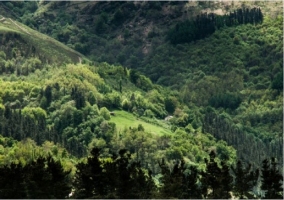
[9,18,31,35]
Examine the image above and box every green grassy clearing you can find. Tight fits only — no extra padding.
[109,110,172,136]
[0,25,19,33]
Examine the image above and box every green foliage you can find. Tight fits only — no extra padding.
[73,147,156,198]
[137,124,145,131]
[100,107,111,120]
[261,158,283,199]
[0,104,4,116]
[70,147,281,199]
[158,159,201,199]
[143,109,155,118]
[21,107,47,120]
[166,8,263,45]
[232,160,260,199]
[209,92,242,110]
[121,98,130,111]
[95,13,109,34]
[136,75,153,91]
[164,96,178,114]
[71,87,86,109]
[0,60,197,159]
[0,51,6,60]
[200,151,233,199]
[129,69,140,85]
[0,155,71,198]
[101,92,121,109]
[0,4,282,198]
[271,72,283,91]
[112,9,126,26]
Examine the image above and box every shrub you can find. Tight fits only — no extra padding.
[100,107,111,120]
[122,99,131,111]
[143,109,155,118]
[136,75,153,91]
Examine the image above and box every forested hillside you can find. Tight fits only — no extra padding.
[0,1,282,199]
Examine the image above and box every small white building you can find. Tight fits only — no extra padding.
[165,115,173,121]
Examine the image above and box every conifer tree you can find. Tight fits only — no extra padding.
[158,159,200,199]
[73,148,105,198]
[261,158,283,199]
[0,155,71,199]
[46,155,72,198]
[158,158,174,198]
[232,160,259,199]
[73,147,156,199]
[200,151,221,198]
[109,149,156,199]
[219,161,233,199]
[126,161,156,198]
[44,85,52,106]
[26,157,49,198]
[0,163,26,198]
[181,163,202,199]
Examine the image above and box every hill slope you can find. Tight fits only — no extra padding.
[0,14,84,65]
[0,1,282,167]
[0,13,237,172]
[3,1,281,67]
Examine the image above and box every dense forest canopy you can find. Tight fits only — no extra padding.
[0,1,282,199]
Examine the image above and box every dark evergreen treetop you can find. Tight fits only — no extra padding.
[0,155,71,199]
[231,160,260,199]
[72,147,156,199]
[261,158,283,199]
[167,7,264,44]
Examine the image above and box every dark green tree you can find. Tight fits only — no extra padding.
[71,87,86,109]
[0,163,26,198]
[44,85,52,106]
[46,155,72,198]
[129,69,140,85]
[105,149,156,198]
[158,158,179,198]
[165,97,177,114]
[0,155,71,199]
[119,78,122,93]
[181,162,202,199]
[73,148,105,198]
[73,147,156,199]
[261,158,283,199]
[232,160,259,199]
[128,162,156,198]
[271,72,283,91]
[200,150,222,199]
[219,161,233,199]
[159,159,201,199]
[24,155,71,198]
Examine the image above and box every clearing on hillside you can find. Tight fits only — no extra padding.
[110,110,172,135]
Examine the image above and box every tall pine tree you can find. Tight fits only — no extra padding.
[73,147,156,199]
[232,160,259,199]
[200,150,222,199]
[261,158,283,199]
